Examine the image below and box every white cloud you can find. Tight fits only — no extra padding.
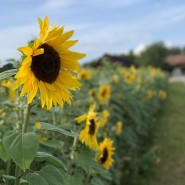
[133,43,146,55]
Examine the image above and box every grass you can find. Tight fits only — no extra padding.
[149,82,185,185]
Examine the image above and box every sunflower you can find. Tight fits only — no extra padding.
[2,80,17,100]
[115,121,123,136]
[14,16,86,109]
[112,75,119,84]
[98,138,115,169]
[35,121,42,130]
[98,110,110,127]
[158,90,167,100]
[75,104,99,149]
[77,68,91,80]
[146,90,154,100]
[97,84,111,103]
[124,72,135,84]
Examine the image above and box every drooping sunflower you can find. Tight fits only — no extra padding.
[97,84,111,103]
[75,104,99,149]
[98,138,115,169]
[14,16,86,109]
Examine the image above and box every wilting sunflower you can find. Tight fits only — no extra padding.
[97,84,111,103]
[75,104,99,149]
[14,16,86,109]
[98,138,115,169]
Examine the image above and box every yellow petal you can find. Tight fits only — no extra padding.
[33,48,44,56]
[61,30,75,42]
[32,39,41,50]
[18,46,33,56]
[61,51,86,60]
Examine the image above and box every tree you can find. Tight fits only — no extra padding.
[137,42,172,71]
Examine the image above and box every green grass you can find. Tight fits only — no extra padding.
[149,82,185,185]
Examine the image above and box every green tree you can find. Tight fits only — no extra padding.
[137,42,172,71]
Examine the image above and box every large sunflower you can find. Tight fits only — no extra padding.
[98,138,115,170]
[75,104,99,149]
[14,16,86,109]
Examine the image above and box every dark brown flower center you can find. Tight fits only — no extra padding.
[101,89,107,97]
[88,119,96,135]
[100,148,108,164]
[31,44,61,84]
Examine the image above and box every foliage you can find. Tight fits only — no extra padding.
[0,60,168,185]
[137,42,172,71]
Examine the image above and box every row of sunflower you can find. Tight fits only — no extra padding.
[0,17,168,185]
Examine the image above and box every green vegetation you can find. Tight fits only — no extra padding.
[150,82,185,185]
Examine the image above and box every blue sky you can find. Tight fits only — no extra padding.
[0,0,185,65]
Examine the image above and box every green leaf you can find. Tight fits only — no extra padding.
[73,147,97,172]
[38,165,64,185]
[3,132,39,171]
[40,122,74,137]
[3,175,27,184]
[40,140,64,150]
[36,152,67,171]
[0,69,18,81]
[62,170,84,185]
[27,173,48,185]
[0,140,9,162]
[91,177,105,185]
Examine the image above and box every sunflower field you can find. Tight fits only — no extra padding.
[0,17,168,185]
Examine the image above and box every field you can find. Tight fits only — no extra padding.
[0,60,169,185]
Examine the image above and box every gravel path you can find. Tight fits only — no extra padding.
[169,76,185,84]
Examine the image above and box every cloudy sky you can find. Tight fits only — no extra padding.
[0,0,184,66]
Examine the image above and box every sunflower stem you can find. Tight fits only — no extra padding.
[84,169,92,185]
[14,103,32,185]
[67,127,81,174]
[14,165,21,185]
[5,159,11,185]
[22,103,32,133]
[52,111,56,139]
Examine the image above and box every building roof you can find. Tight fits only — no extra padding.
[166,54,185,66]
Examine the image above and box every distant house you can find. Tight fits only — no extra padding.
[166,54,185,66]
[165,54,185,76]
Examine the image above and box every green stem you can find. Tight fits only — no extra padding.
[22,103,32,133]
[67,128,81,174]
[14,103,32,185]
[14,165,21,185]
[5,159,11,185]
[84,169,92,185]
[52,112,56,139]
